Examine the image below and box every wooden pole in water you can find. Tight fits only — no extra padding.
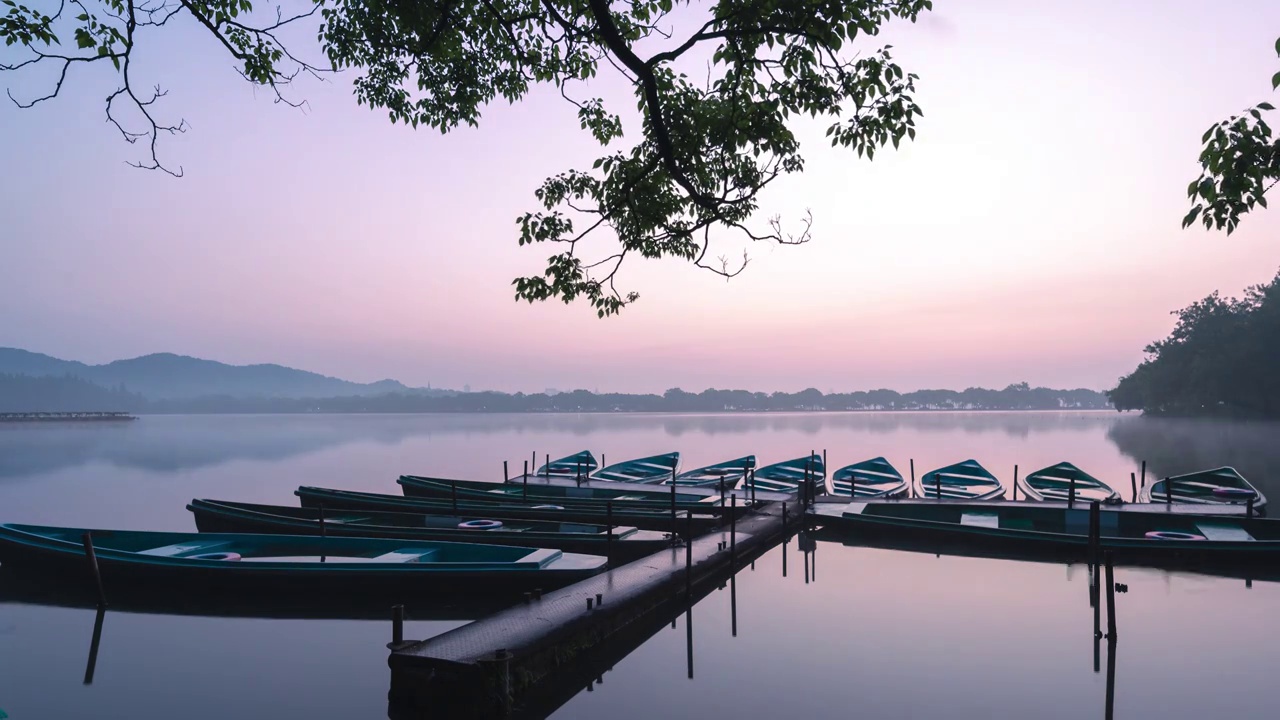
[909,459,916,498]
[1069,474,1077,509]
[545,453,550,479]
[849,469,856,499]
[1140,460,1147,489]
[601,453,605,471]
[451,481,458,512]
[81,532,107,606]
[523,461,528,501]
[1104,552,1117,639]
[749,465,756,504]
[719,477,726,505]
[1089,501,1101,567]
[822,449,828,496]
[730,494,737,562]
[606,502,614,565]
[576,460,582,484]
[935,472,942,501]
[671,477,678,540]
[1130,472,1137,503]
[318,502,327,538]
[1164,477,1172,507]
[503,461,509,483]
[1013,464,1019,501]
[531,451,536,477]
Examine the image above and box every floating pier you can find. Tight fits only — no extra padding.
[0,411,137,423]
[388,501,791,716]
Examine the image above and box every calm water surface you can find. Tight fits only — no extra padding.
[1,412,1277,719]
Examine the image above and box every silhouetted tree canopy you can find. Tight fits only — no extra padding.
[1184,36,1280,233]
[1109,269,1280,418]
[1,0,932,315]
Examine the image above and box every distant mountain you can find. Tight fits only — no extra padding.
[0,373,144,412]
[0,348,447,400]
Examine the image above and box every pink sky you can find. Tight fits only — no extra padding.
[2,0,1279,393]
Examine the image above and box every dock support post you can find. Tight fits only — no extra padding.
[1140,460,1147,489]
[601,454,605,471]
[1165,477,1171,507]
[1104,552,1117,639]
[577,461,583,485]
[318,502,327,538]
[750,467,756,504]
[935,473,941,501]
[719,477,726,505]
[546,453,551,479]
[1013,464,1019,501]
[523,461,528,501]
[1069,474,1077,509]
[606,502,614,564]
[503,461,509,483]
[531,451,536,477]
[685,510,693,597]
[81,532,106,607]
[730,494,737,562]
[822,449,828,496]
[782,502,788,533]
[1130,472,1137,503]
[451,482,458,513]
[671,478,678,541]
[849,469,855,498]
[909,459,916,498]
[1089,501,1101,567]
[392,604,404,646]
[1248,496,1255,520]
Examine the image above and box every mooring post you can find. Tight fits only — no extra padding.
[671,477,678,540]
[523,461,529,501]
[935,472,941,501]
[750,467,756,504]
[1140,460,1147,489]
[822,449,828,496]
[1104,552,1117,639]
[1248,496,1256,520]
[1013,464,1019,501]
[531,451,536,477]
[576,460,582,485]
[719,477,726,505]
[545,453,551,479]
[685,510,693,596]
[392,604,404,645]
[730,493,737,562]
[601,453,605,470]
[1164,477,1171,507]
[318,502,327,538]
[81,532,106,606]
[451,481,458,512]
[782,501,788,533]
[849,469,856,498]
[503,461,509,483]
[910,459,916,498]
[606,502,614,564]
[1069,474,1077,509]
[1130,472,1137,503]
[1089,501,1101,567]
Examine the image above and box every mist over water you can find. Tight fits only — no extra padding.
[0,411,1277,719]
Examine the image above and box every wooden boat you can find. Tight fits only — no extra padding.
[747,454,824,494]
[188,500,671,559]
[830,457,908,498]
[1139,467,1267,513]
[0,524,608,596]
[397,474,735,512]
[810,499,1280,569]
[295,487,725,533]
[673,455,756,488]
[1018,462,1120,504]
[918,459,1004,500]
[535,450,598,479]
[591,452,680,484]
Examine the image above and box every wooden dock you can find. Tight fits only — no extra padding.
[387,501,792,716]
[0,411,137,423]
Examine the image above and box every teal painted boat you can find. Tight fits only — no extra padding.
[592,452,680,484]
[810,499,1280,570]
[830,457,908,498]
[295,486,726,533]
[535,450,598,479]
[397,475,738,512]
[918,460,1004,500]
[0,524,608,596]
[188,499,671,558]
[1140,467,1266,512]
[1019,462,1119,504]
[748,454,824,494]
[673,455,756,488]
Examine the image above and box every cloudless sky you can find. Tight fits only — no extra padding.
[2,0,1279,393]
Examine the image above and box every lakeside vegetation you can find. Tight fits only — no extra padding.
[1109,270,1280,418]
[1,374,1108,414]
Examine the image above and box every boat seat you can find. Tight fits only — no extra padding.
[960,512,1000,529]
[371,549,440,563]
[1194,523,1255,541]
[138,541,231,557]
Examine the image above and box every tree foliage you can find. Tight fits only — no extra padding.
[1,0,932,315]
[1109,269,1280,418]
[1184,36,1280,233]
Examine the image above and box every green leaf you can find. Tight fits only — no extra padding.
[1181,205,1202,229]
[1275,36,1280,57]
[1274,71,1280,91]
[1259,102,1276,111]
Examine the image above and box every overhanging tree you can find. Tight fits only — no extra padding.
[2,0,930,314]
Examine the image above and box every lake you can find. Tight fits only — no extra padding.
[1,411,1278,719]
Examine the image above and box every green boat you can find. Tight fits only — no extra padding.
[1139,467,1267,513]
[673,455,756,488]
[591,452,680,484]
[0,524,608,596]
[535,450,598,479]
[747,454,824,494]
[1018,462,1120,504]
[918,459,1004,500]
[830,457,908,498]
[810,499,1280,570]
[188,499,670,559]
[397,474,735,511]
[295,487,725,533]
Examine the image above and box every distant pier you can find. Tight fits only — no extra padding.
[0,411,137,423]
